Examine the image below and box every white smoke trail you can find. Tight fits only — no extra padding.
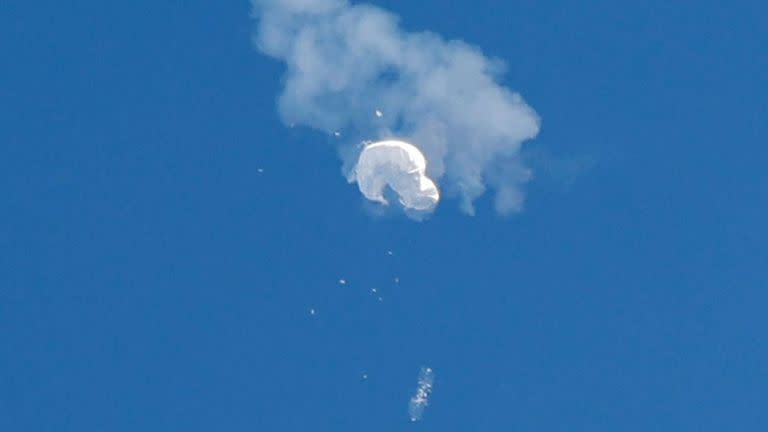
[251,0,540,215]
[408,367,434,422]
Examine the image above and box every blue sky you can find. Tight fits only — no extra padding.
[1,0,766,431]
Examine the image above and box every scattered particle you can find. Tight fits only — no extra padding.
[362,374,368,380]
[371,288,377,293]
[387,250,393,256]
[333,131,341,137]
[309,308,317,316]
[394,277,400,284]
[257,168,264,173]
[377,297,383,302]
[375,109,383,118]
[339,279,347,285]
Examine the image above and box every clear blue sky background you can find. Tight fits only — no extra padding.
[2,0,766,430]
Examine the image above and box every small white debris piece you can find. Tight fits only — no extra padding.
[371,288,377,293]
[387,250,393,256]
[394,277,400,284]
[377,297,383,302]
[257,168,264,173]
[362,373,368,380]
[309,308,317,316]
[339,279,347,285]
[375,109,383,118]
[333,131,341,137]
[408,367,434,422]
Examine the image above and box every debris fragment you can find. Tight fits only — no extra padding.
[408,367,434,422]
[375,109,383,118]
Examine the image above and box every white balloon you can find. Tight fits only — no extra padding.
[353,140,440,211]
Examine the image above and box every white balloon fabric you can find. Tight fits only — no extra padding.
[352,140,440,212]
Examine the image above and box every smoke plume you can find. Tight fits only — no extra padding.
[252,0,540,215]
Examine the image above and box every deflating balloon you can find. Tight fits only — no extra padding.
[353,140,440,211]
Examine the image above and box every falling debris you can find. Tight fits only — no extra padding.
[387,250,394,256]
[339,279,347,285]
[408,367,434,422]
[394,277,400,284]
[333,131,341,137]
[257,168,264,173]
[362,374,368,380]
[375,109,383,118]
[309,308,317,316]
[377,296,383,302]
[371,288,377,293]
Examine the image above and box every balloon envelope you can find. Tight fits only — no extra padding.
[353,140,440,211]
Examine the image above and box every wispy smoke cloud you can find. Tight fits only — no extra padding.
[251,0,540,215]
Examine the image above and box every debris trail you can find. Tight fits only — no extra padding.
[408,367,434,422]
